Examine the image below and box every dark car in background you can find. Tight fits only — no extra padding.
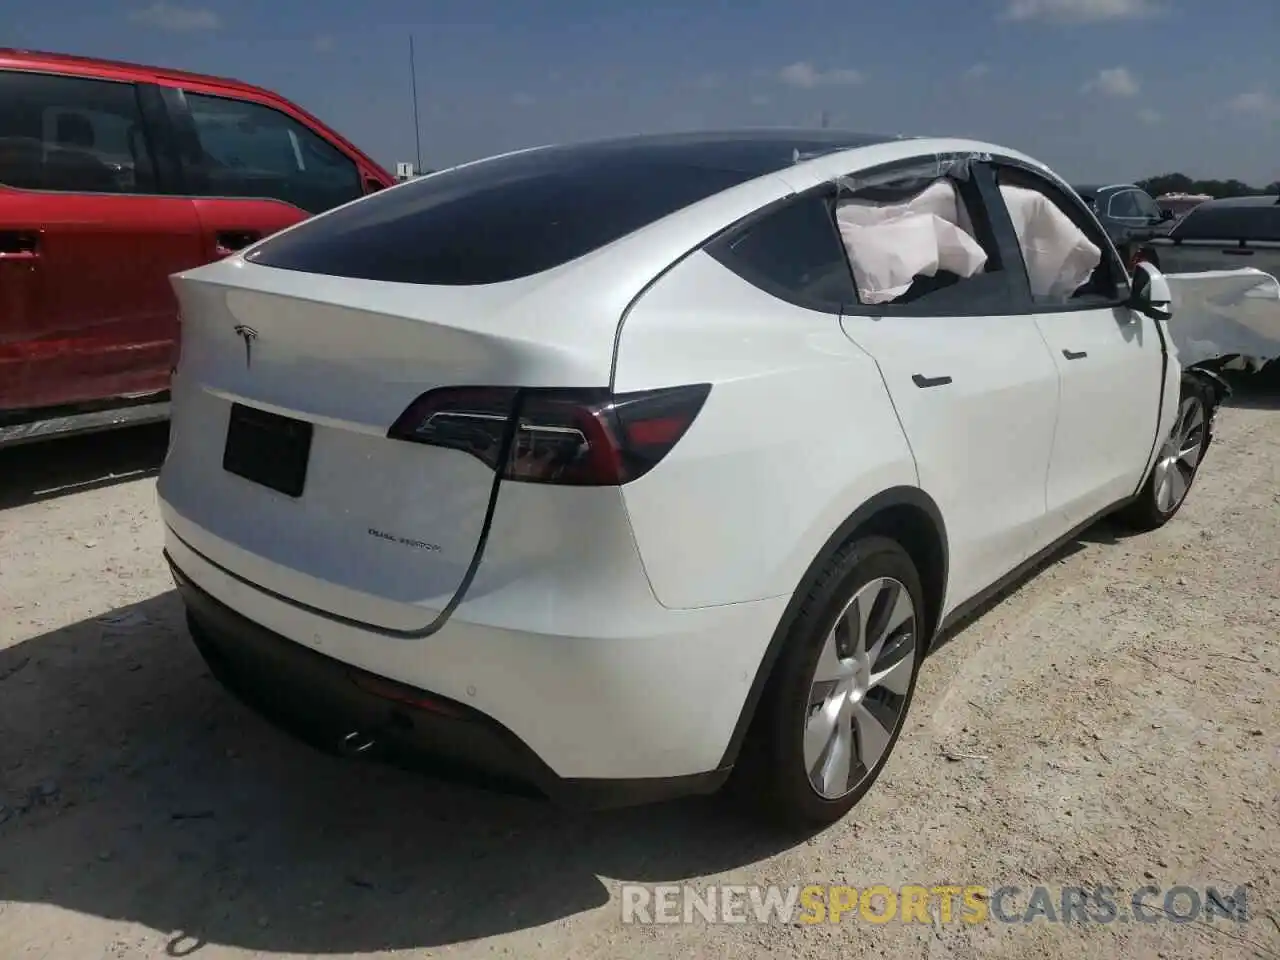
[1150,195,1280,277]
[1074,182,1174,270]
[0,48,395,447]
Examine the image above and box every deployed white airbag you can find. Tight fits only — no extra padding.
[1000,185,1102,301]
[836,180,988,305]
[1165,268,1280,369]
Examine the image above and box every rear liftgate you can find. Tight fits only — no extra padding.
[325,381,713,757]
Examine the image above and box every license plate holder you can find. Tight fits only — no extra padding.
[222,403,313,498]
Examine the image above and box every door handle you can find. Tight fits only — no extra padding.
[214,230,261,257]
[911,374,953,388]
[1222,248,1253,256]
[0,230,39,261]
[1062,349,1088,360]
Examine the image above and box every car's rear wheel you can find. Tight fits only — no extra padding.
[734,536,924,828]
[1116,375,1211,530]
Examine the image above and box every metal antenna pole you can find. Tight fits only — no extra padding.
[410,35,423,173]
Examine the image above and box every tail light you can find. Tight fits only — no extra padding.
[386,384,711,486]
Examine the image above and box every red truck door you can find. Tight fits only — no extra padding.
[0,69,203,412]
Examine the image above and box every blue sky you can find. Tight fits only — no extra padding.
[7,0,1279,184]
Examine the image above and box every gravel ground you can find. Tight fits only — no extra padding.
[1,376,1278,960]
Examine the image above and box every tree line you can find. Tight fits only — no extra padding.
[1136,173,1280,199]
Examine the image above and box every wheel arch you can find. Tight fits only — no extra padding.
[717,485,949,770]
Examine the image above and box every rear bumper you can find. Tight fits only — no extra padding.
[170,555,734,810]
[161,509,787,785]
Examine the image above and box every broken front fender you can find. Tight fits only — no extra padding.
[1164,268,1280,370]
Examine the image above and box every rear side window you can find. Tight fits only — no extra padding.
[707,194,855,311]
[1173,203,1280,243]
[180,92,361,213]
[248,149,763,284]
[1107,190,1143,219]
[0,70,156,193]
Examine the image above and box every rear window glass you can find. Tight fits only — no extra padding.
[1172,203,1280,243]
[709,193,855,310]
[247,133,891,285]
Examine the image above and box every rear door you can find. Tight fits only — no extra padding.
[0,68,203,411]
[830,159,1061,610]
[161,86,371,259]
[989,162,1164,535]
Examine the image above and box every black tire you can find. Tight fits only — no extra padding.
[1116,374,1211,531]
[731,535,925,829]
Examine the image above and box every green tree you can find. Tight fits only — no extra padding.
[1136,173,1275,199]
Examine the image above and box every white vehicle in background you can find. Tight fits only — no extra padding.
[157,131,1245,827]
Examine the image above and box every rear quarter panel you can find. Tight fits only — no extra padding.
[612,250,919,610]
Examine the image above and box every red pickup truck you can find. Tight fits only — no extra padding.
[0,48,395,446]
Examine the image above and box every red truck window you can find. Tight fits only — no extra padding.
[180,91,362,213]
[0,70,157,194]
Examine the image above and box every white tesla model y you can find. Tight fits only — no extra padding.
[158,131,1219,826]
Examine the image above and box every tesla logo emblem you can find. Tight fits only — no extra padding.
[233,325,258,368]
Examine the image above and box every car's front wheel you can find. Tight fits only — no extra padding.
[734,535,924,828]
[1116,375,1211,530]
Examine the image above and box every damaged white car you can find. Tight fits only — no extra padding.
[157,132,1277,828]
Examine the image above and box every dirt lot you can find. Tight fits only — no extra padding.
[2,378,1278,960]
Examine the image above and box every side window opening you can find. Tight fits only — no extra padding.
[180,92,361,213]
[709,165,1025,316]
[1107,190,1141,219]
[1001,185,1104,302]
[833,171,1012,313]
[1132,190,1162,220]
[0,70,157,194]
[708,192,856,311]
[993,165,1116,306]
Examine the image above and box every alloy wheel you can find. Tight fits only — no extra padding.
[1152,394,1207,513]
[803,576,918,800]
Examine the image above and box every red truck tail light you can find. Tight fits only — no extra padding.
[387,384,711,486]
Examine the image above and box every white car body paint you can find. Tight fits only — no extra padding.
[158,133,1225,790]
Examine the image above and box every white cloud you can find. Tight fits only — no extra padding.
[313,35,334,53]
[1003,0,1159,22]
[778,61,864,89]
[1137,107,1162,125]
[1227,91,1278,117]
[963,62,992,80]
[1082,66,1140,98]
[511,92,536,107]
[128,2,220,32]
